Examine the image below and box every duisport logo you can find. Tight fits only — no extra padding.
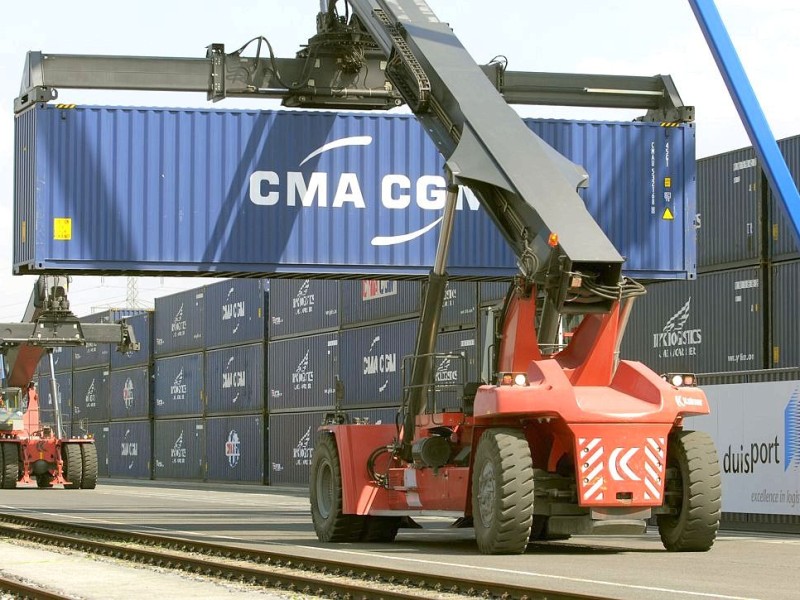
[225,430,241,468]
[652,297,702,359]
[293,280,314,315]
[785,387,800,473]
[293,426,313,466]
[248,136,480,246]
[292,350,313,391]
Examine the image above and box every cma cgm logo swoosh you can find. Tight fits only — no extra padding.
[248,136,480,246]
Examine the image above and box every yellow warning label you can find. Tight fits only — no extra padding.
[53,218,72,240]
[662,208,674,221]
[21,220,26,244]
[664,177,672,188]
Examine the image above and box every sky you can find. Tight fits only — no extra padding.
[0,0,797,321]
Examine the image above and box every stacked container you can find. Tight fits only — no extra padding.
[267,279,339,486]
[203,279,268,483]
[108,311,154,479]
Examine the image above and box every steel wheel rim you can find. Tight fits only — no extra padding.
[316,461,333,519]
[477,461,496,526]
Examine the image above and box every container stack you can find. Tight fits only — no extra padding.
[620,134,800,377]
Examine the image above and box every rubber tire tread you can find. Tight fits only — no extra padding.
[472,428,534,554]
[658,430,721,552]
[361,516,401,543]
[62,443,83,490]
[80,444,98,489]
[1,443,18,489]
[310,434,365,542]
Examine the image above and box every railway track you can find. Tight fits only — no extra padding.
[0,512,617,600]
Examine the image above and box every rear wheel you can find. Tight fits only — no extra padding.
[80,444,98,489]
[472,428,534,554]
[310,434,365,542]
[658,430,721,552]
[62,443,83,490]
[0,443,19,489]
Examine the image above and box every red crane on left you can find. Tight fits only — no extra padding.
[0,275,138,488]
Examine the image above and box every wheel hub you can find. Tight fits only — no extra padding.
[316,462,333,519]
[477,461,496,526]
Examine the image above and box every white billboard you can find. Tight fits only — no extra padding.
[687,381,800,515]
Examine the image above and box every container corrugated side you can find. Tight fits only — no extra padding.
[433,329,479,412]
[36,346,73,374]
[440,282,477,330]
[37,372,73,430]
[74,310,147,369]
[341,280,421,327]
[85,422,110,477]
[268,411,324,486]
[205,415,264,483]
[110,312,153,370]
[621,267,764,374]
[479,281,510,307]
[153,418,204,480]
[339,319,418,408]
[770,135,800,262]
[696,146,761,269]
[268,279,339,339]
[71,367,109,423]
[109,367,151,421]
[204,279,267,349]
[205,343,265,415]
[267,332,338,412]
[771,260,800,368]
[154,287,205,356]
[153,353,204,418]
[109,420,151,479]
[14,105,695,281]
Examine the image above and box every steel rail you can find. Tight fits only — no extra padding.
[0,512,613,600]
[0,574,71,600]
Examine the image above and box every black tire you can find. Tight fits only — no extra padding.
[80,444,98,489]
[658,430,721,552]
[361,516,401,543]
[1,443,19,489]
[472,428,534,554]
[62,443,83,490]
[310,434,365,542]
[36,474,53,488]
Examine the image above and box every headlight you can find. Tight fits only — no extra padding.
[514,373,527,386]
[671,374,684,387]
[662,373,698,387]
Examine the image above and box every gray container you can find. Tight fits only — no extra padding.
[339,319,418,408]
[479,281,511,307]
[109,420,152,479]
[109,367,151,421]
[36,346,73,374]
[153,353,204,418]
[153,418,205,480]
[110,312,153,370]
[268,411,325,486]
[770,135,800,262]
[205,343,265,415]
[37,372,73,431]
[85,422,109,478]
[154,287,205,356]
[696,146,761,269]
[341,280,422,327]
[204,279,268,349]
[345,406,399,426]
[72,367,109,423]
[74,309,147,369]
[268,332,338,412]
[268,279,339,339]
[621,266,764,374]
[771,260,800,368]
[433,329,479,412]
[440,281,478,331]
[205,415,264,483]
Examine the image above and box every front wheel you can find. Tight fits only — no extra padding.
[310,434,365,542]
[658,430,721,552]
[0,443,19,489]
[62,443,83,490]
[472,428,534,554]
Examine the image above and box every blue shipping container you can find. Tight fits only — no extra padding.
[339,319,418,408]
[110,312,153,370]
[37,372,73,430]
[153,418,204,480]
[154,287,205,356]
[14,105,695,281]
[205,343,265,415]
[36,346,73,374]
[433,329,479,412]
[109,367,151,421]
[267,333,338,412]
[85,422,109,477]
[109,420,151,479]
[204,279,268,348]
[205,415,264,483]
[268,279,339,339]
[341,280,422,326]
[268,411,325,486]
[72,367,109,423]
[153,353,204,418]
[74,309,146,369]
